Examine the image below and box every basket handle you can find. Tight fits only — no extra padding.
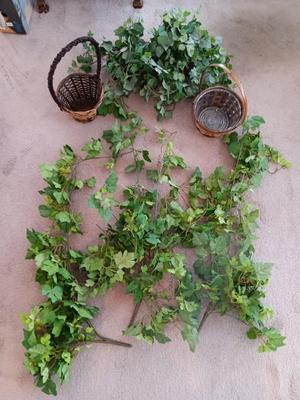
[199,63,248,121]
[47,36,101,110]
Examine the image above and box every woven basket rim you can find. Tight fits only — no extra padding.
[58,72,98,80]
[193,86,244,134]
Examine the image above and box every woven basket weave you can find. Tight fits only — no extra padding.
[193,64,247,137]
[48,36,103,123]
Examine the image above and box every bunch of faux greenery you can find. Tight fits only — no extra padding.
[22,111,290,395]
[70,9,232,119]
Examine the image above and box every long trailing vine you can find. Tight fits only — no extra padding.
[22,9,291,396]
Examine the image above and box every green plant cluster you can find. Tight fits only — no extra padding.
[22,112,290,394]
[71,10,231,119]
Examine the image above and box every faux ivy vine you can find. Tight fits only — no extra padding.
[22,9,291,396]
[22,112,290,395]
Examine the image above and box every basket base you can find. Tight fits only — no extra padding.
[63,84,104,123]
[70,108,97,123]
[198,107,229,131]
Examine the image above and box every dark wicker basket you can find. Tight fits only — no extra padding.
[48,36,103,122]
[193,64,247,137]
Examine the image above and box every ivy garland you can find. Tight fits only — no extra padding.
[22,10,291,397]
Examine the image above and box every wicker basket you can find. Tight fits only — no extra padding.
[48,36,103,123]
[193,64,247,137]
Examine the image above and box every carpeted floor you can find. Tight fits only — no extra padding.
[0,1,300,399]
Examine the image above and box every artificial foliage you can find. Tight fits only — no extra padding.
[22,9,291,396]
[70,10,232,119]
[22,112,289,395]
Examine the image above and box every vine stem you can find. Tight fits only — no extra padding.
[73,338,131,349]
[128,302,142,327]
[91,338,132,348]
[77,150,134,165]
[197,304,212,333]
[87,320,132,348]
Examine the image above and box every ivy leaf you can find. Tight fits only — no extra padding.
[55,212,71,224]
[39,205,52,218]
[85,177,96,188]
[41,380,57,396]
[114,251,135,270]
[88,192,115,223]
[157,31,173,49]
[81,138,102,160]
[82,256,104,272]
[146,233,161,245]
[253,262,272,281]
[258,328,285,352]
[243,116,265,131]
[181,324,198,352]
[147,169,159,182]
[98,207,113,223]
[142,150,151,162]
[40,164,56,181]
[41,260,60,276]
[246,327,257,340]
[41,285,63,303]
[123,324,143,337]
[125,164,136,173]
[52,316,66,337]
[105,171,118,193]
[125,160,145,173]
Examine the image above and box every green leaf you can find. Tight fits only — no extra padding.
[55,212,71,224]
[22,330,37,349]
[258,328,286,352]
[39,205,52,218]
[181,324,198,352]
[253,262,272,281]
[52,316,66,337]
[157,31,173,49]
[41,380,57,396]
[142,150,151,162]
[105,171,118,193]
[85,176,96,188]
[125,160,145,173]
[147,169,159,182]
[246,327,257,340]
[81,138,102,160]
[114,251,135,269]
[123,324,143,337]
[40,164,56,181]
[244,116,265,131]
[41,260,60,276]
[82,256,104,272]
[146,234,161,245]
[41,285,63,303]
[228,140,240,158]
[76,307,95,319]
[99,207,113,222]
[125,164,137,173]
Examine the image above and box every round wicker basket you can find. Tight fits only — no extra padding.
[193,64,247,137]
[48,36,103,123]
